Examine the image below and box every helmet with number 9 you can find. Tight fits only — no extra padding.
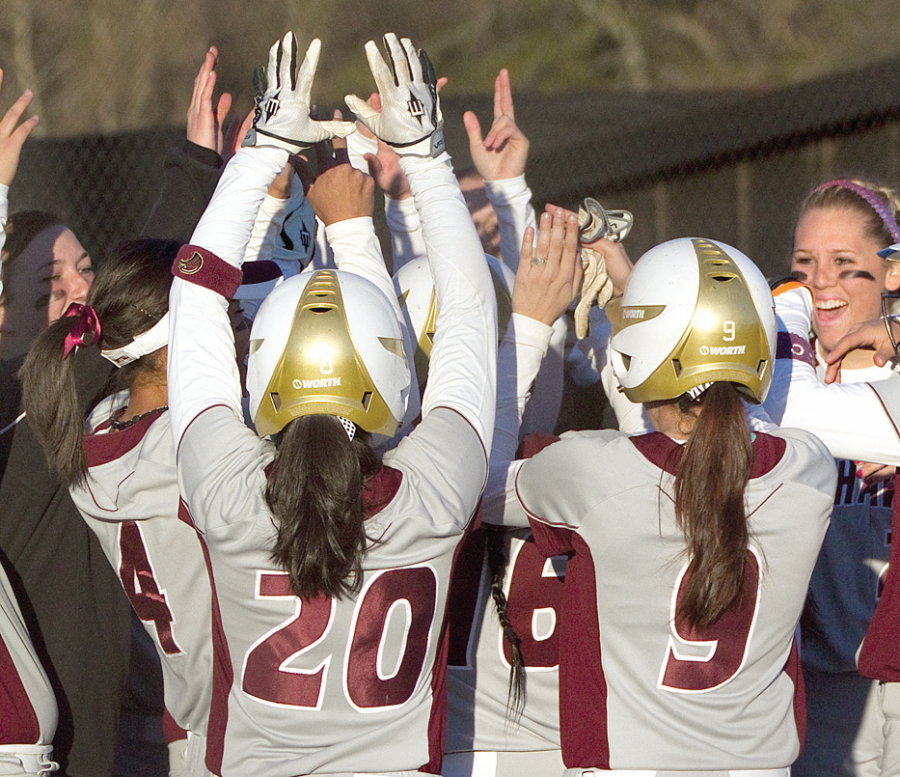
[608,237,776,404]
[246,269,410,438]
[395,254,514,391]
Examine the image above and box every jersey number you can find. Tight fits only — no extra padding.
[118,522,181,655]
[658,548,760,693]
[242,566,438,709]
[448,533,566,670]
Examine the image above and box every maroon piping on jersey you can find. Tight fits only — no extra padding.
[82,408,167,467]
[629,431,787,478]
[526,525,608,768]
[195,531,232,777]
[172,244,243,300]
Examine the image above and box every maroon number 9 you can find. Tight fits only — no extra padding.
[658,549,760,693]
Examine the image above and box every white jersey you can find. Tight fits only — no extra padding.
[180,404,484,776]
[491,427,834,772]
[0,562,57,751]
[167,144,496,776]
[70,396,212,737]
[444,522,565,758]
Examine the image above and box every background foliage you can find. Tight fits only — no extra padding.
[2,0,899,137]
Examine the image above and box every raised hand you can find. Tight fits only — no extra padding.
[463,68,528,182]
[0,70,39,187]
[345,34,444,158]
[243,32,355,154]
[305,134,374,226]
[514,208,582,327]
[186,46,232,154]
[824,318,898,383]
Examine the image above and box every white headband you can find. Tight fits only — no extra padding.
[101,312,169,368]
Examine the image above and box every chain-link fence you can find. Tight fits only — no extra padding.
[11,55,900,281]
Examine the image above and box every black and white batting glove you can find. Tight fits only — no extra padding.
[345,33,445,158]
[243,32,356,154]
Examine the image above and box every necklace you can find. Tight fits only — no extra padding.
[110,406,168,431]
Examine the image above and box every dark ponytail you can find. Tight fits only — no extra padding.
[484,525,525,717]
[266,414,380,600]
[673,382,753,630]
[21,238,179,487]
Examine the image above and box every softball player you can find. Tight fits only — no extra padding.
[762,180,900,777]
[484,237,835,775]
[19,240,215,776]
[166,31,495,776]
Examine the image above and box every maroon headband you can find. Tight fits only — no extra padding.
[61,303,101,358]
[814,179,900,244]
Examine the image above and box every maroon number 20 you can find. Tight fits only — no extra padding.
[243,566,438,709]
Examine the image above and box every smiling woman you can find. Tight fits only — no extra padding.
[784,177,900,777]
[0,211,94,360]
[790,180,900,368]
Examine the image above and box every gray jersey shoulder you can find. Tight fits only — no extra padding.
[72,399,212,734]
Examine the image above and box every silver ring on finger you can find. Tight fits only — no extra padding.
[532,257,547,266]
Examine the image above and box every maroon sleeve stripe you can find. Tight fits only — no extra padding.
[172,244,243,300]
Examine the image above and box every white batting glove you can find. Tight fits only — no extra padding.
[345,34,445,158]
[243,32,356,154]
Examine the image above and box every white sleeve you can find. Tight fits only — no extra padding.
[0,183,9,239]
[520,314,566,436]
[324,216,421,427]
[489,314,553,489]
[481,457,531,529]
[243,194,288,264]
[763,285,900,464]
[385,195,427,272]
[400,152,498,452]
[484,175,536,273]
[187,146,286,268]
[168,146,288,444]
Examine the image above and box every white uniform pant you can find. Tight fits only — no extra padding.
[442,749,565,777]
[0,745,57,776]
[564,770,789,777]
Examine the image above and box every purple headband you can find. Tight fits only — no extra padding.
[814,179,900,244]
[62,303,101,358]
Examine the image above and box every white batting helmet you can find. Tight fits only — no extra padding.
[395,254,514,389]
[608,237,776,404]
[246,269,410,438]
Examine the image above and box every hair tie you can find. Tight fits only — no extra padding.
[685,382,713,401]
[814,179,900,243]
[338,416,357,442]
[62,303,101,358]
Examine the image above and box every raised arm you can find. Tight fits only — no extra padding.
[142,47,232,241]
[464,68,535,271]
[167,33,355,445]
[347,34,497,451]
[763,282,900,464]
